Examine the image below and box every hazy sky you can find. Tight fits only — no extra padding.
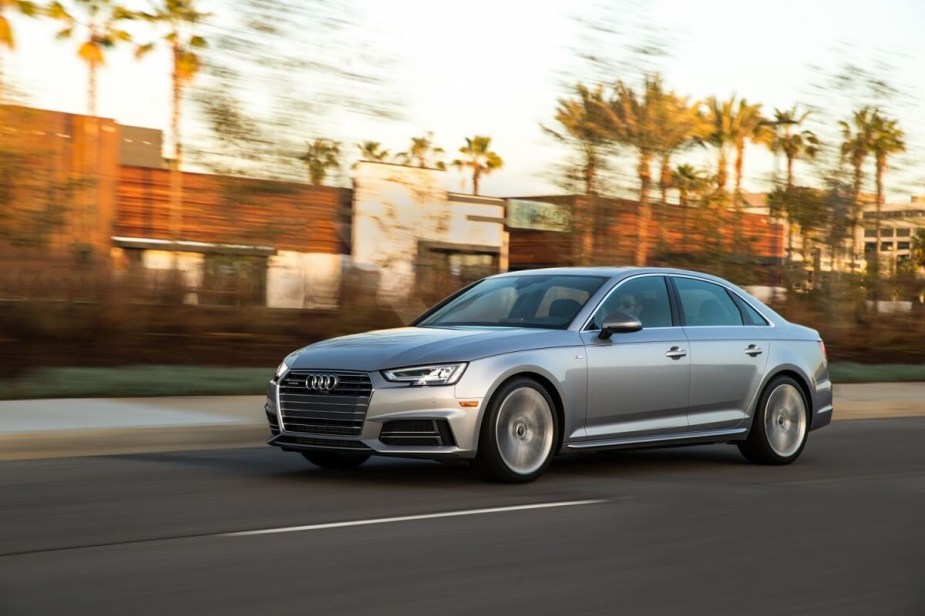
[6,0,924,200]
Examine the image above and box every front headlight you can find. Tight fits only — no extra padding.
[382,363,467,386]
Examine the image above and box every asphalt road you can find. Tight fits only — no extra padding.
[1,418,923,616]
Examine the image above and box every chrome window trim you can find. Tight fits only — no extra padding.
[669,274,775,328]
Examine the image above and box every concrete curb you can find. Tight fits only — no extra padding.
[0,423,267,461]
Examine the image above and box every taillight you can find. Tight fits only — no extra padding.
[818,340,827,362]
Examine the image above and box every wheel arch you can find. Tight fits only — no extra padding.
[482,371,566,455]
[758,368,814,422]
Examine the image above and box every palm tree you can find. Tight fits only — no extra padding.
[138,0,208,245]
[600,74,671,266]
[839,106,875,268]
[770,106,820,189]
[768,106,821,262]
[730,99,767,201]
[655,95,708,206]
[542,83,609,264]
[706,96,767,200]
[705,96,734,194]
[451,136,503,196]
[48,0,134,117]
[298,138,340,185]
[868,110,906,275]
[0,0,37,102]
[543,83,609,197]
[355,141,391,162]
[396,132,445,170]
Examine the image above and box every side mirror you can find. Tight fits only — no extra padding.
[598,311,643,340]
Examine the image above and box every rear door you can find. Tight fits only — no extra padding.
[670,276,771,431]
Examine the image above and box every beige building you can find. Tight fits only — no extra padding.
[861,196,925,272]
[350,161,508,309]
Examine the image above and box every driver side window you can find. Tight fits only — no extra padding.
[589,276,672,329]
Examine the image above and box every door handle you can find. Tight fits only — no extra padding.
[665,346,687,359]
[745,344,763,357]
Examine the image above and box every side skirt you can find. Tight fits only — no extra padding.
[566,427,748,452]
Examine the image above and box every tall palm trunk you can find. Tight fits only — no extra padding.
[657,156,671,249]
[169,42,183,251]
[733,144,745,200]
[679,188,689,247]
[472,166,480,196]
[716,148,728,192]
[785,152,796,263]
[577,149,596,264]
[635,152,652,266]
[873,155,886,276]
[849,159,863,270]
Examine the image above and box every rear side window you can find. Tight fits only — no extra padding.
[674,278,743,326]
[732,295,770,326]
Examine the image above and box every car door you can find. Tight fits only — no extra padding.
[671,276,771,432]
[579,275,691,441]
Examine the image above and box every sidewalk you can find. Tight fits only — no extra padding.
[0,384,922,461]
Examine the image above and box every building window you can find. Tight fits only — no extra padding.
[416,243,499,303]
[200,254,267,306]
[864,229,876,238]
[898,242,910,251]
[881,228,895,237]
[896,228,911,237]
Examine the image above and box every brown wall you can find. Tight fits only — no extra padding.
[115,166,348,253]
[0,105,118,260]
[510,195,785,269]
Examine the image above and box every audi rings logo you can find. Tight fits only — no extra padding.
[306,373,339,392]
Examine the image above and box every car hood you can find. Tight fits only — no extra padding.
[288,326,580,371]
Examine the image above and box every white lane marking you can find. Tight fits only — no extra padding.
[224,499,607,537]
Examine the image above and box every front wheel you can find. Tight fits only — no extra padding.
[739,376,809,465]
[475,377,558,483]
[301,451,371,469]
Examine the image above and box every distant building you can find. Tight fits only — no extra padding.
[2,104,807,307]
[862,197,925,271]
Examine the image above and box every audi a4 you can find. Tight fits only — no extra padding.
[264,267,832,482]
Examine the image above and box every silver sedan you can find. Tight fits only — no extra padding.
[264,267,833,482]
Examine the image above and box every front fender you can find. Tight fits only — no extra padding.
[455,346,588,451]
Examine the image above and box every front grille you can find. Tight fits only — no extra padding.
[278,370,372,437]
[264,401,280,435]
[380,419,456,447]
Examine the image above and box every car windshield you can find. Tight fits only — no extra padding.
[417,274,607,329]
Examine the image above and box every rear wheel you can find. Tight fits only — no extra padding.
[301,451,370,469]
[475,377,557,483]
[739,376,809,465]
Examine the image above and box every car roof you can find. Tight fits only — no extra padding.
[493,266,727,282]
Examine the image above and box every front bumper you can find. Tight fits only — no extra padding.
[265,371,484,459]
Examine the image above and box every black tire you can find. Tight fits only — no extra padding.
[474,377,558,483]
[739,376,809,465]
[301,451,371,469]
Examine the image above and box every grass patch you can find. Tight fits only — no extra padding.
[829,362,925,384]
[0,362,922,400]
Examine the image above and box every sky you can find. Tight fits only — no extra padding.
[5,0,925,201]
